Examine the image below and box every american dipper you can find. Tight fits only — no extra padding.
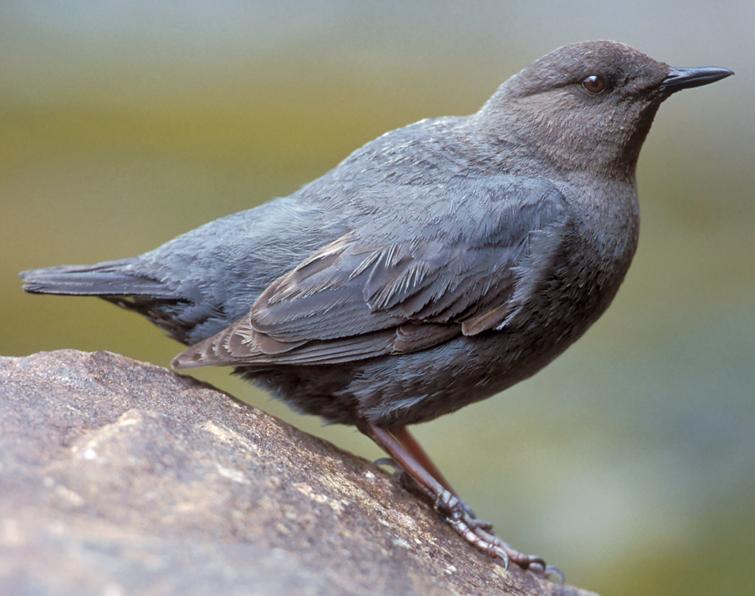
[22,41,732,577]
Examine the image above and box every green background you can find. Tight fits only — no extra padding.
[2,2,754,594]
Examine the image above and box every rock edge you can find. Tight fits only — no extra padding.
[0,350,594,596]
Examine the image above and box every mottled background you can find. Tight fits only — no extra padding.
[2,2,754,594]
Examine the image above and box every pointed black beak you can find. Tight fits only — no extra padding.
[661,66,734,93]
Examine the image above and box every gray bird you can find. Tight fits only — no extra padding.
[21,40,732,577]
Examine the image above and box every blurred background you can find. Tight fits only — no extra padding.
[2,2,754,594]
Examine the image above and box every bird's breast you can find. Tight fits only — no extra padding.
[531,182,640,346]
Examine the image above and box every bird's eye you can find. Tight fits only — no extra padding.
[580,74,607,95]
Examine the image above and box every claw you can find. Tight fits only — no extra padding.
[447,514,511,570]
[529,561,544,575]
[443,506,564,581]
[518,554,547,568]
[545,565,565,584]
[373,457,398,471]
[492,544,511,570]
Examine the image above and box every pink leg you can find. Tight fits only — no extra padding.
[359,422,563,581]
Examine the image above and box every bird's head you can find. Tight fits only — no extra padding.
[479,40,733,177]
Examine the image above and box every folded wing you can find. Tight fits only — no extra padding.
[173,176,569,369]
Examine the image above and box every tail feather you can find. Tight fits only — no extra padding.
[20,259,175,298]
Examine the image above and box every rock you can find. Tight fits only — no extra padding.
[0,350,594,596]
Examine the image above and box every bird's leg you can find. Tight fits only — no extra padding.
[389,426,491,530]
[389,427,454,491]
[372,429,456,502]
[358,422,562,580]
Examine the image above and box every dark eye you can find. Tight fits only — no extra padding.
[581,74,607,95]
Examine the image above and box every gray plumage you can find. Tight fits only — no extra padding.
[21,41,733,428]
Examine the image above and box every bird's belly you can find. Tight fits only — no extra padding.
[248,233,636,427]
[350,240,634,425]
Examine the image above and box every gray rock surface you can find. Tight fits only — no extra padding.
[0,350,594,595]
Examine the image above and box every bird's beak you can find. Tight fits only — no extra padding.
[660,66,734,93]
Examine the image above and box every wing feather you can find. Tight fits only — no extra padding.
[173,177,569,369]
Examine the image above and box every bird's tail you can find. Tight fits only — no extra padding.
[20,258,174,299]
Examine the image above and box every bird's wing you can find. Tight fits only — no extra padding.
[173,177,569,368]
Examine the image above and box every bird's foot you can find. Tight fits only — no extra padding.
[455,499,494,532]
[433,489,564,583]
[364,425,563,582]
[376,457,496,533]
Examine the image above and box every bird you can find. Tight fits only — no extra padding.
[21,40,732,578]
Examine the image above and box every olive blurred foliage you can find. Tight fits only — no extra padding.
[2,3,754,595]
